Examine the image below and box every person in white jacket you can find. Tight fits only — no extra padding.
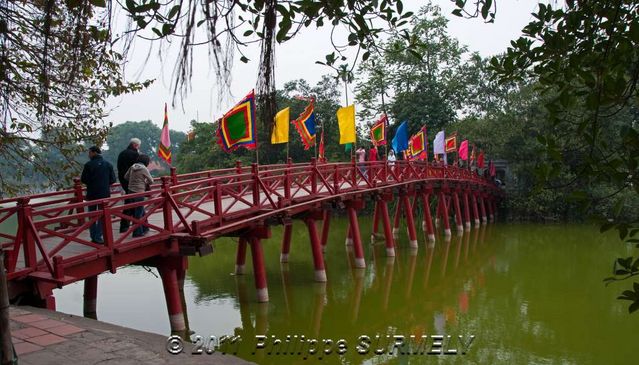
[124,154,154,237]
[387,149,397,166]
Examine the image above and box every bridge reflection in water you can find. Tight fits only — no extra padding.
[183,222,495,365]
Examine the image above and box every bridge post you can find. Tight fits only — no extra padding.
[305,217,327,282]
[161,177,174,231]
[401,194,419,248]
[351,157,358,188]
[421,193,436,242]
[251,163,260,208]
[333,164,340,194]
[73,177,85,225]
[463,190,472,231]
[310,158,318,195]
[158,256,187,336]
[392,198,402,239]
[379,197,396,257]
[100,202,115,255]
[249,237,269,302]
[346,201,366,268]
[170,166,178,185]
[453,190,464,234]
[236,237,248,273]
[439,191,452,238]
[479,194,488,225]
[83,275,98,320]
[472,192,481,227]
[280,224,292,263]
[321,210,331,252]
[17,198,37,270]
[284,159,292,200]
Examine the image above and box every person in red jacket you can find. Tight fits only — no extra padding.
[368,145,378,181]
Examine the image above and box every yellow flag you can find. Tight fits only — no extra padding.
[336,104,356,144]
[271,107,290,144]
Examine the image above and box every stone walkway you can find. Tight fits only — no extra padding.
[8,306,253,365]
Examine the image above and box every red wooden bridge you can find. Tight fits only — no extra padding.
[0,159,502,334]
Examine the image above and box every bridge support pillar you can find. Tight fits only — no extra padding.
[453,191,464,234]
[479,195,488,225]
[392,199,402,239]
[236,237,248,273]
[305,218,327,282]
[176,262,191,337]
[158,258,186,336]
[472,193,480,228]
[439,192,452,238]
[379,199,396,257]
[401,194,418,248]
[345,223,353,246]
[347,202,366,268]
[463,190,472,231]
[421,193,436,242]
[321,210,331,253]
[249,237,269,302]
[280,224,292,263]
[83,275,98,320]
[371,201,380,242]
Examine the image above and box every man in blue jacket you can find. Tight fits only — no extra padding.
[81,146,116,243]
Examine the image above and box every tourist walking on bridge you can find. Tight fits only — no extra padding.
[124,154,154,237]
[369,145,378,180]
[356,146,367,177]
[117,138,141,233]
[81,146,116,244]
[387,149,396,166]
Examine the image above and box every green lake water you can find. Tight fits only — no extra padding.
[2,216,638,364]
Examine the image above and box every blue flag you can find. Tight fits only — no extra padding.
[391,121,409,154]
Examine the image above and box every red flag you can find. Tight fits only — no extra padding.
[477,151,485,168]
[489,160,496,177]
[459,140,469,161]
[158,103,172,164]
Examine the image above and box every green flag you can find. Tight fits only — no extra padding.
[345,143,353,152]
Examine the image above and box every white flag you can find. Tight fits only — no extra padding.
[433,130,445,155]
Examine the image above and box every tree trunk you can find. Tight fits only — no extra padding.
[0,250,15,365]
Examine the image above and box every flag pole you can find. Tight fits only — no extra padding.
[255,128,260,165]
[344,78,353,159]
[252,90,259,165]
[381,80,388,159]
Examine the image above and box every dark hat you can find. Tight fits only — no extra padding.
[89,146,101,154]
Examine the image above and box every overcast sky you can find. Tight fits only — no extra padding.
[105,0,541,133]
